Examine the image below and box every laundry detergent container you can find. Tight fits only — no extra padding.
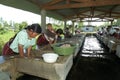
[52,43,76,56]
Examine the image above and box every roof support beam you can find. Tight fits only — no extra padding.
[109,5,118,17]
[43,0,120,10]
[43,0,63,6]
[95,9,120,14]
[71,0,95,3]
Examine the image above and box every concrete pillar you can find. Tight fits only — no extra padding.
[41,9,46,33]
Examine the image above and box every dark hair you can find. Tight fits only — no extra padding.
[26,23,42,34]
[56,28,63,34]
[47,23,52,26]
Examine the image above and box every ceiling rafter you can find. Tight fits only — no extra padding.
[95,8,120,14]
[27,0,120,21]
[79,13,91,17]
[98,15,120,18]
[78,15,120,19]
[66,0,71,4]
[109,5,119,17]
[94,13,107,17]
[90,7,95,17]
[64,9,90,19]
[42,0,63,6]
[77,9,91,15]
[43,0,120,10]
[71,0,94,3]
[54,11,66,17]
[66,0,79,16]
[0,0,119,22]
[110,5,118,11]
[62,5,120,21]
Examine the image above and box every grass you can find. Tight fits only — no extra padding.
[0,31,15,42]
[0,31,15,55]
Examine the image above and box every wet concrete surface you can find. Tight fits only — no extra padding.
[17,34,120,80]
[66,34,120,80]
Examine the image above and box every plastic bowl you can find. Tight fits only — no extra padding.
[42,53,59,63]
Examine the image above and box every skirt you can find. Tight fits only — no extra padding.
[2,42,16,56]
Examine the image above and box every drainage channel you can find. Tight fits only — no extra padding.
[66,34,120,80]
[81,34,106,58]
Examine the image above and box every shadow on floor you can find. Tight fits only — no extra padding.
[17,74,47,80]
[66,53,120,80]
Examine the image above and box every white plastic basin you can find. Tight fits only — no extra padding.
[42,53,59,63]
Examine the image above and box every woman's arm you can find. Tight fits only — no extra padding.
[27,46,32,57]
[54,35,58,43]
[18,44,24,57]
[44,34,53,44]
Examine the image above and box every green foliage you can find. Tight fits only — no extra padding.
[0,23,2,28]
[0,31,15,43]
[0,28,7,34]
[19,22,28,30]
[52,24,64,31]
[0,31,15,55]
[78,22,84,28]
[0,39,4,54]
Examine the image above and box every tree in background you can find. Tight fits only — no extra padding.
[18,21,28,31]
[78,21,84,28]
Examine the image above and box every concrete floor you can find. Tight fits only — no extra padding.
[17,34,120,80]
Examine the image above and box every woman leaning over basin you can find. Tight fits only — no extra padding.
[2,23,42,58]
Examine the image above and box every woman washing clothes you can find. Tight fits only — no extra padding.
[2,23,42,58]
[45,23,56,44]
[36,23,64,49]
[45,23,64,43]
